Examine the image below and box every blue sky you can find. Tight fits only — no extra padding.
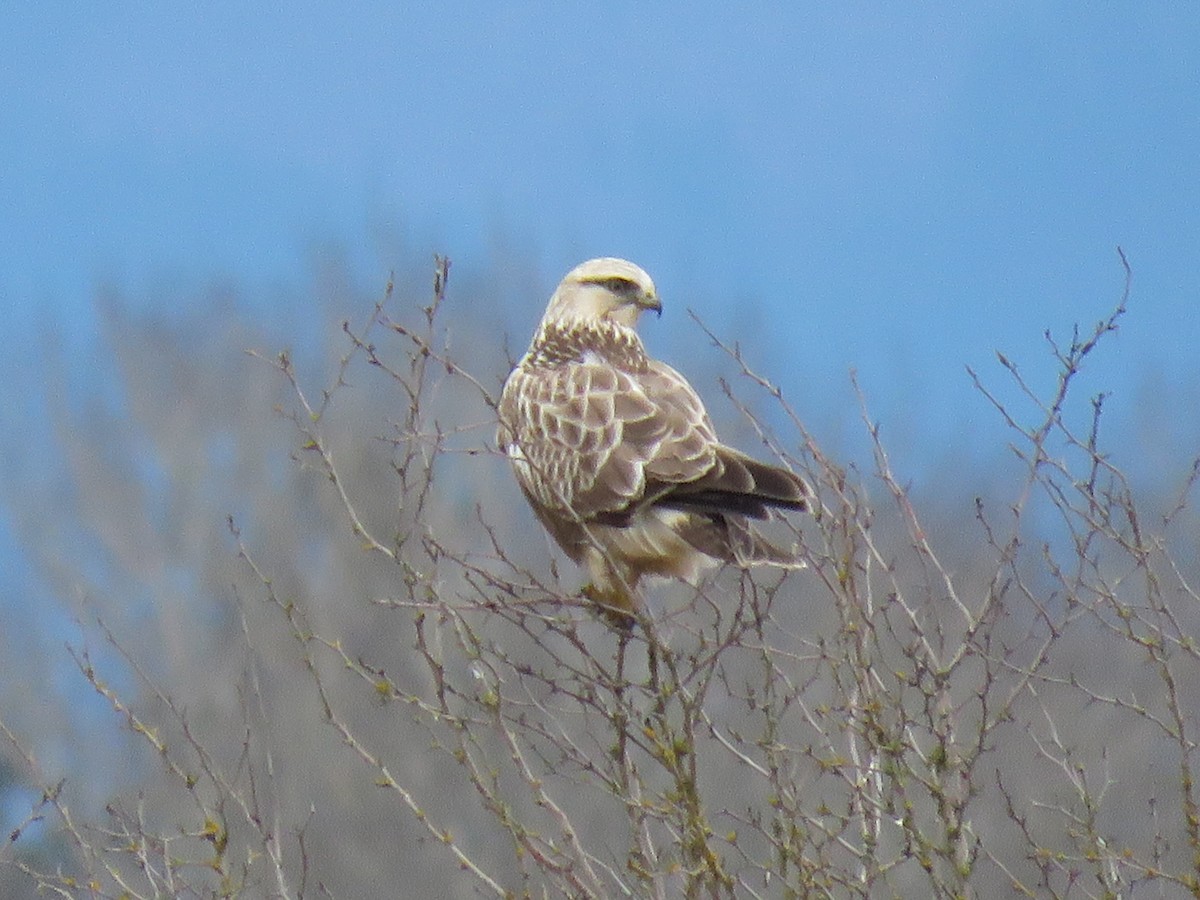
[3,2,1199,473]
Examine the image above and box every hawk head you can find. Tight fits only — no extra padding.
[543,258,663,329]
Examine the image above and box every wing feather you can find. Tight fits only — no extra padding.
[499,362,647,517]
[637,362,808,516]
[498,346,806,528]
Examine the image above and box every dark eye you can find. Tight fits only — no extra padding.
[597,276,640,296]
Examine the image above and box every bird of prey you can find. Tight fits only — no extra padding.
[498,258,809,626]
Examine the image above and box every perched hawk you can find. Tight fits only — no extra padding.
[498,258,809,626]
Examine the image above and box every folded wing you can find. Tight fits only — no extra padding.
[500,358,807,524]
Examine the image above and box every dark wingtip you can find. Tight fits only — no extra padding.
[652,449,811,517]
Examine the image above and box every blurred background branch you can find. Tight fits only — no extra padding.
[3,252,1198,897]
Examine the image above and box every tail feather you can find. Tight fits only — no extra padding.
[671,510,806,571]
[730,526,806,570]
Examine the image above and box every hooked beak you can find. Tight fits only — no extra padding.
[639,292,663,317]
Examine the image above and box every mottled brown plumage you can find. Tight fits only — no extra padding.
[498,258,809,625]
